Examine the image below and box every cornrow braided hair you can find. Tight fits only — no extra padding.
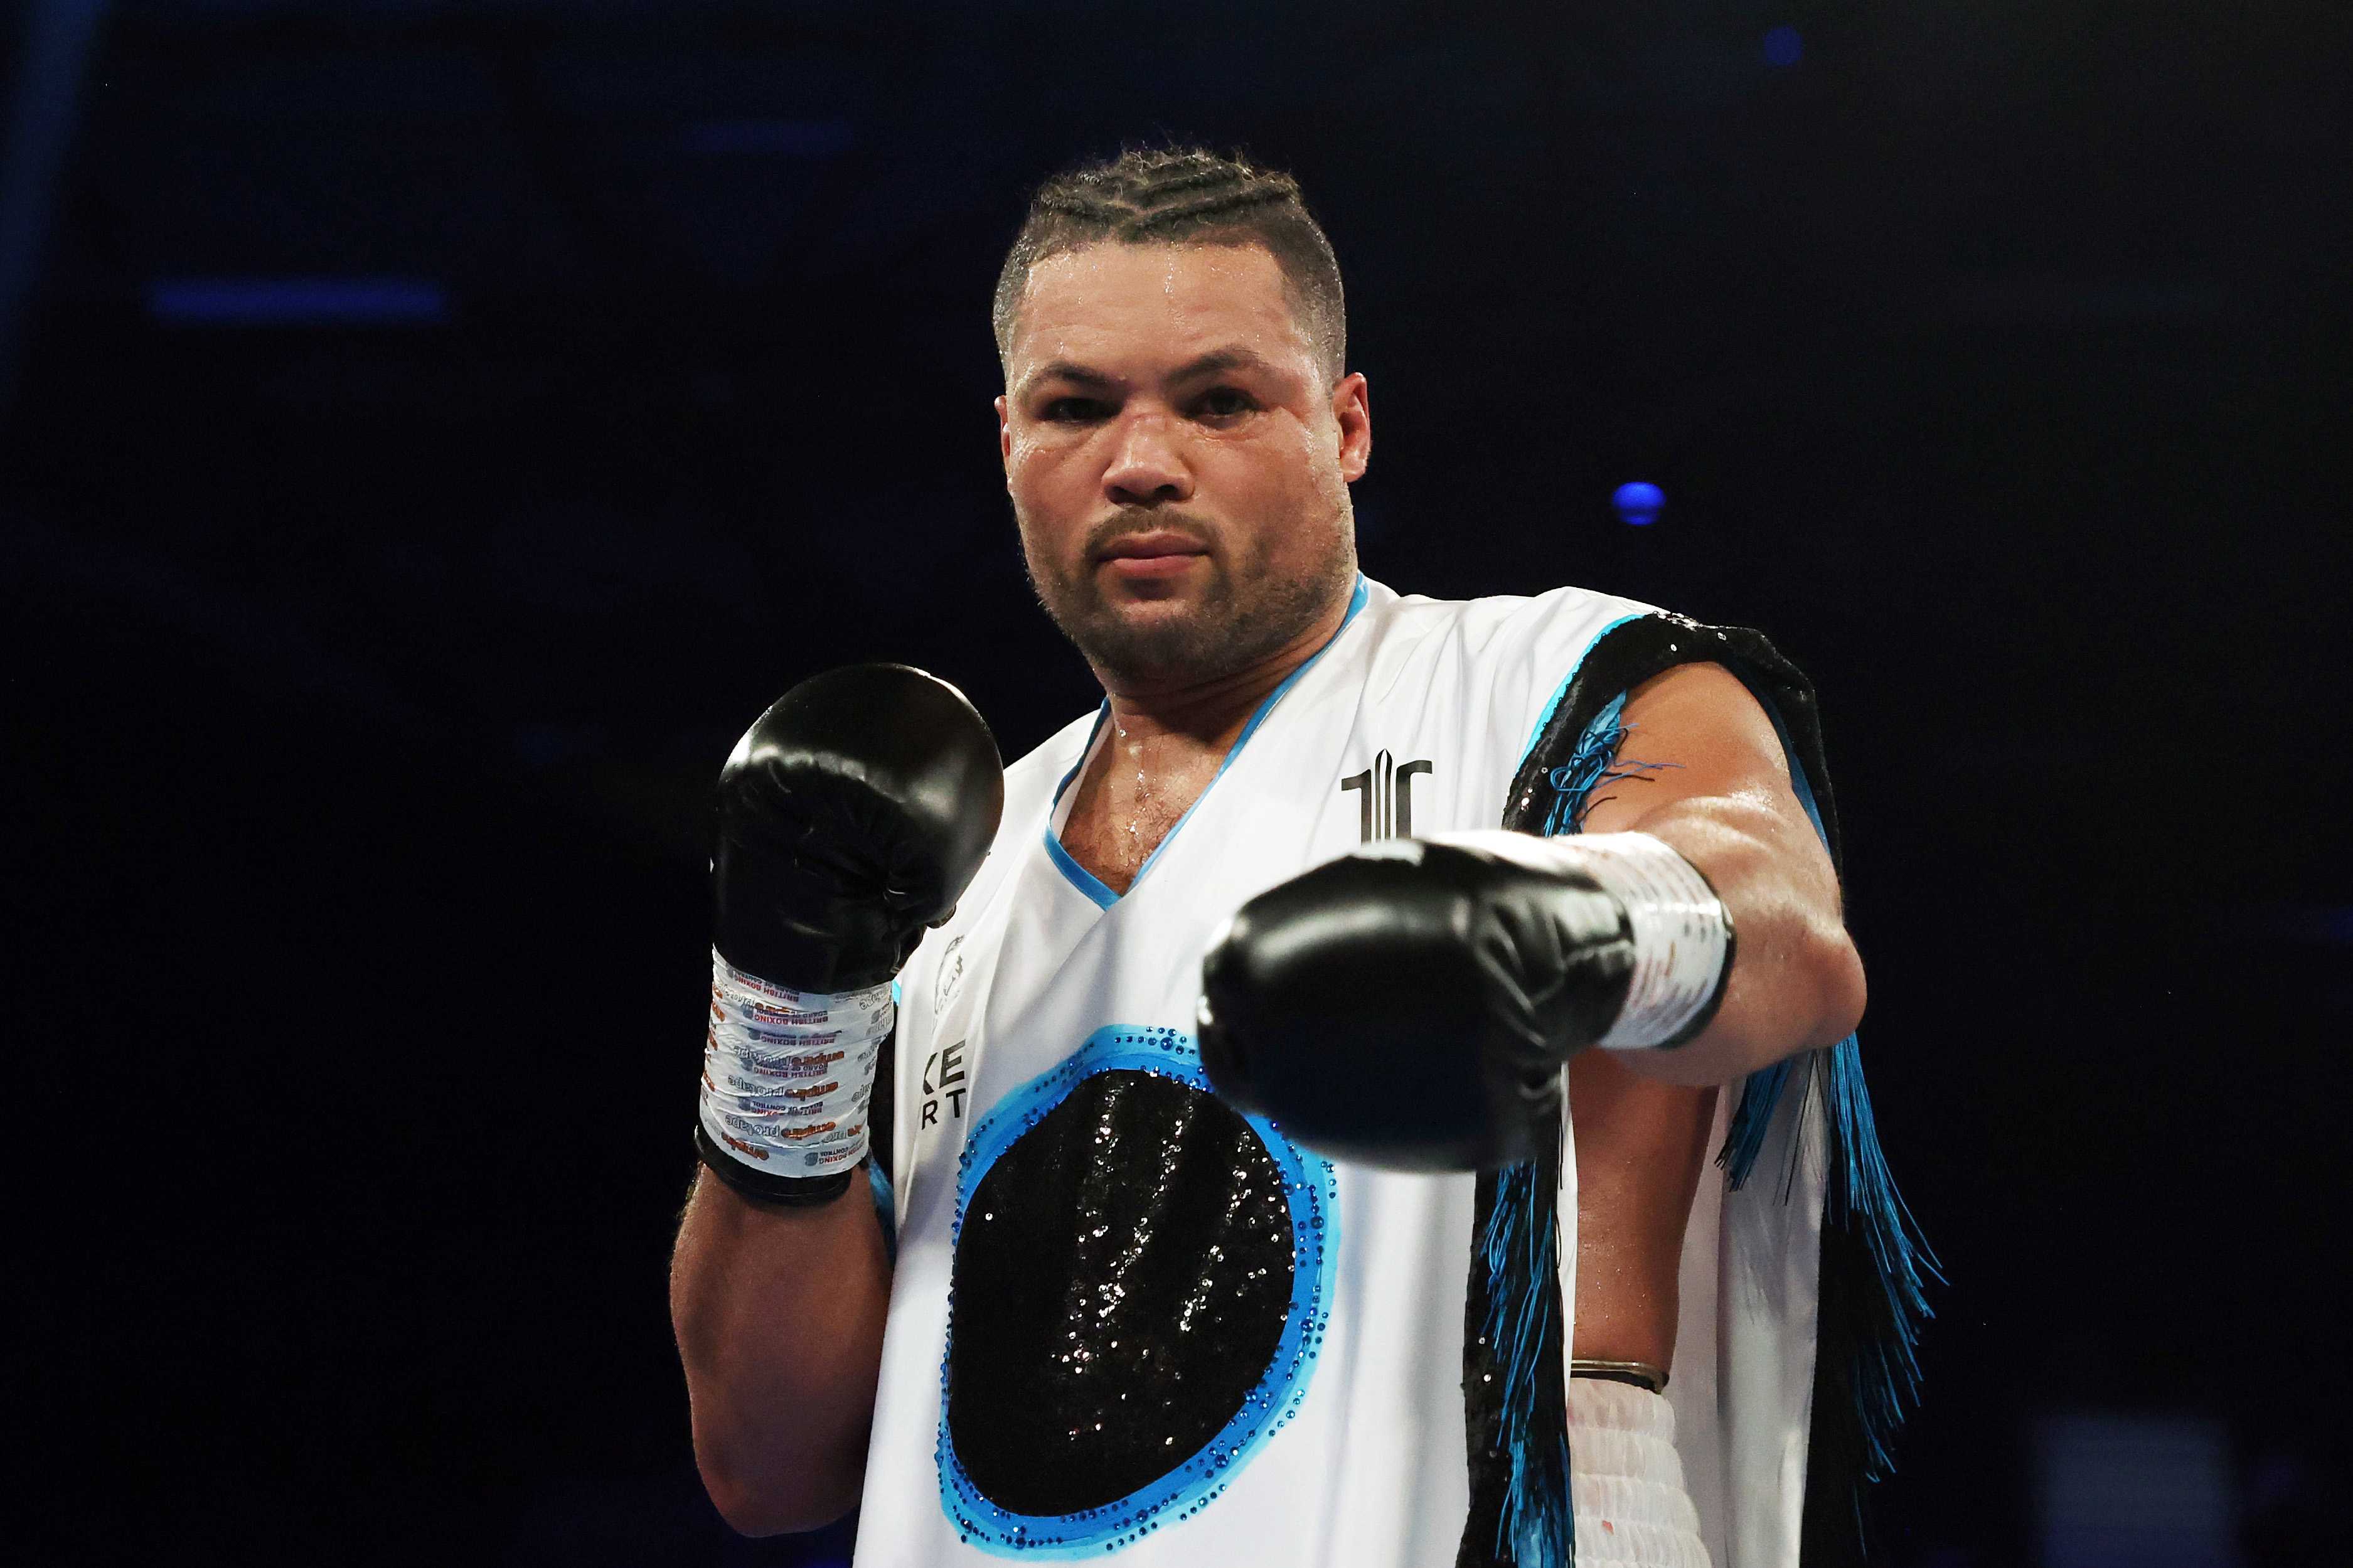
[993,146,1347,385]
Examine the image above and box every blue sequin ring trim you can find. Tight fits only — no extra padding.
[936,1025,1339,1557]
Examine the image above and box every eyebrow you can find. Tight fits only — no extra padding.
[1018,346,1283,402]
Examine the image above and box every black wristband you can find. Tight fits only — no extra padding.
[693,1123,858,1207]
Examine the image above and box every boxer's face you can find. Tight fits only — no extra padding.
[998,241,1370,690]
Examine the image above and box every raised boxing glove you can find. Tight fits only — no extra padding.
[1195,831,1731,1171]
[696,664,1004,1203]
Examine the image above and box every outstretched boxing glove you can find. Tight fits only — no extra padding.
[1195,831,1732,1171]
[696,664,1004,1203]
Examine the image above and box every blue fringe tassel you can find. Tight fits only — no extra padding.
[1717,1057,1800,1192]
[1539,694,1636,840]
[1475,691,1651,1567]
[1480,1160,1573,1567]
[1818,1035,1939,1485]
[1715,1028,1939,1549]
[1710,656,1939,1530]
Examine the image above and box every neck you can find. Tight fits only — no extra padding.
[1091,592,1352,754]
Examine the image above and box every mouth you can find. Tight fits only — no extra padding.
[1094,530,1210,565]
[1094,529,1211,585]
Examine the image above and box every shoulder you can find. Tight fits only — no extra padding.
[1614,660,1790,775]
[1319,579,1682,786]
[1357,577,1665,664]
[1352,577,1670,737]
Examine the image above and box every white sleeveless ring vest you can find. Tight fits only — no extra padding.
[852,577,1825,1568]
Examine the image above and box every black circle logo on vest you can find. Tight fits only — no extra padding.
[938,1025,1336,1554]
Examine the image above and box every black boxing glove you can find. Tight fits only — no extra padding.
[696,664,1004,1203]
[1195,830,1732,1172]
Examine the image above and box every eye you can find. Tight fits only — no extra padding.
[1041,397,1108,423]
[1197,387,1256,419]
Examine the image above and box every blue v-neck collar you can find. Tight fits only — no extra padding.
[1044,575,1371,909]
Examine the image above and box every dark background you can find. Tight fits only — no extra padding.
[9,1,2348,1564]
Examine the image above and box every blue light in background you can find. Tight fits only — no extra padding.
[146,277,447,327]
[2036,1413,2239,1568]
[1613,481,1665,526]
[2249,905,2353,945]
[1763,25,1804,68]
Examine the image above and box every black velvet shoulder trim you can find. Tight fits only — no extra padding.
[1505,613,1843,870]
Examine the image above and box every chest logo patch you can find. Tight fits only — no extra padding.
[1340,750,1433,841]
[936,1025,1338,1556]
[934,932,968,1014]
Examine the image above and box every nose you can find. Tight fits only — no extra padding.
[1101,410,1193,508]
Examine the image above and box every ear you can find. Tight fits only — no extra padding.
[995,395,1013,475]
[1330,373,1371,483]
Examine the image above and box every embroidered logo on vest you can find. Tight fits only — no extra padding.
[933,931,968,1013]
[1340,750,1433,841]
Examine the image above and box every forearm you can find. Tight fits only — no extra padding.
[1612,794,1866,1086]
[670,1166,892,1535]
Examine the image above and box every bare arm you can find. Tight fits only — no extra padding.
[1577,660,1867,1086]
[670,1168,892,1535]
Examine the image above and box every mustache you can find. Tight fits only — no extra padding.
[1082,509,1219,560]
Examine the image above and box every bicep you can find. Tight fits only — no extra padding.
[1572,660,1865,1078]
[1575,661,1837,899]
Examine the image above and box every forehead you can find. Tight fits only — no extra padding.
[1009,241,1311,374]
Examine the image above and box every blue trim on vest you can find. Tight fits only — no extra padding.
[1518,611,1645,769]
[1043,722,1121,908]
[1042,576,1371,908]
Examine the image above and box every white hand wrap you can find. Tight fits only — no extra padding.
[1432,829,1734,1050]
[698,949,892,1176]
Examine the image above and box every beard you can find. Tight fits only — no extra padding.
[1018,501,1357,688]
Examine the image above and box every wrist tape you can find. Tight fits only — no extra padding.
[698,948,891,1183]
[1433,829,1734,1050]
